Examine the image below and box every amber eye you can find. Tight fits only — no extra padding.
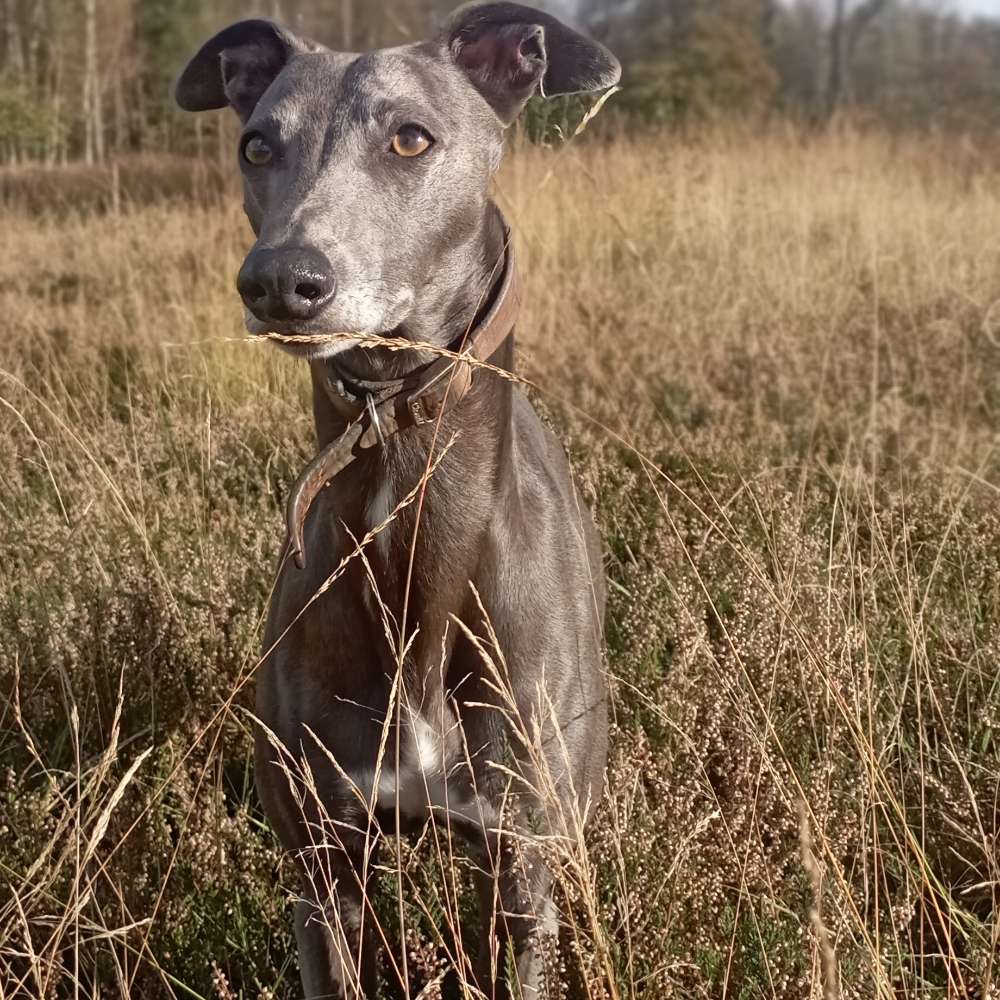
[243,136,272,166]
[391,125,433,158]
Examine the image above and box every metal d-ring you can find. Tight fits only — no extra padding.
[365,392,386,447]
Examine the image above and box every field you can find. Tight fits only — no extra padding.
[1,127,999,999]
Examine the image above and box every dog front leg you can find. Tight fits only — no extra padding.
[476,834,559,1000]
[295,862,378,1000]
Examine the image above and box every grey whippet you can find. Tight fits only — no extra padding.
[176,4,619,996]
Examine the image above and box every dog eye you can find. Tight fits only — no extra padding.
[391,125,433,158]
[243,136,273,166]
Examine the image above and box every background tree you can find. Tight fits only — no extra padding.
[582,0,780,122]
[2,0,1000,163]
[826,0,887,119]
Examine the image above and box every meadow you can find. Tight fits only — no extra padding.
[0,127,998,999]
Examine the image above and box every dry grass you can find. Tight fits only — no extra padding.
[1,125,999,999]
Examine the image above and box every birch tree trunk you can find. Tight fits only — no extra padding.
[4,0,24,73]
[82,0,99,163]
[342,0,354,48]
[826,0,846,121]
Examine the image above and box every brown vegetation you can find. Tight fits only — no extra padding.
[1,128,999,998]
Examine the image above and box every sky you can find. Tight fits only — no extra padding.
[570,0,1000,19]
[781,0,1000,18]
[951,0,999,15]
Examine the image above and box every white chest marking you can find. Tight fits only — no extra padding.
[343,717,493,830]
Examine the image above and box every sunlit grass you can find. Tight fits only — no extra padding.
[1,126,998,998]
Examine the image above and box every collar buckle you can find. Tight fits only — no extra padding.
[365,391,387,447]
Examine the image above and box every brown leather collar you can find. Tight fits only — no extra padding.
[286,228,522,569]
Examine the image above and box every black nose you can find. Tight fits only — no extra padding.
[237,246,336,323]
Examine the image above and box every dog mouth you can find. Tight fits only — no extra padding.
[241,288,414,360]
[243,313,359,359]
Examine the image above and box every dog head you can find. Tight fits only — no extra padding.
[175,2,619,360]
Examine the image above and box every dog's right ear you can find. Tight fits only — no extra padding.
[175,20,310,121]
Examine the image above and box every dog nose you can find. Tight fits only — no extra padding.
[237,246,336,323]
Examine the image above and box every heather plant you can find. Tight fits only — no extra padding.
[1,128,998,998]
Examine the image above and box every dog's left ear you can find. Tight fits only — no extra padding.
[443,1,620,125]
